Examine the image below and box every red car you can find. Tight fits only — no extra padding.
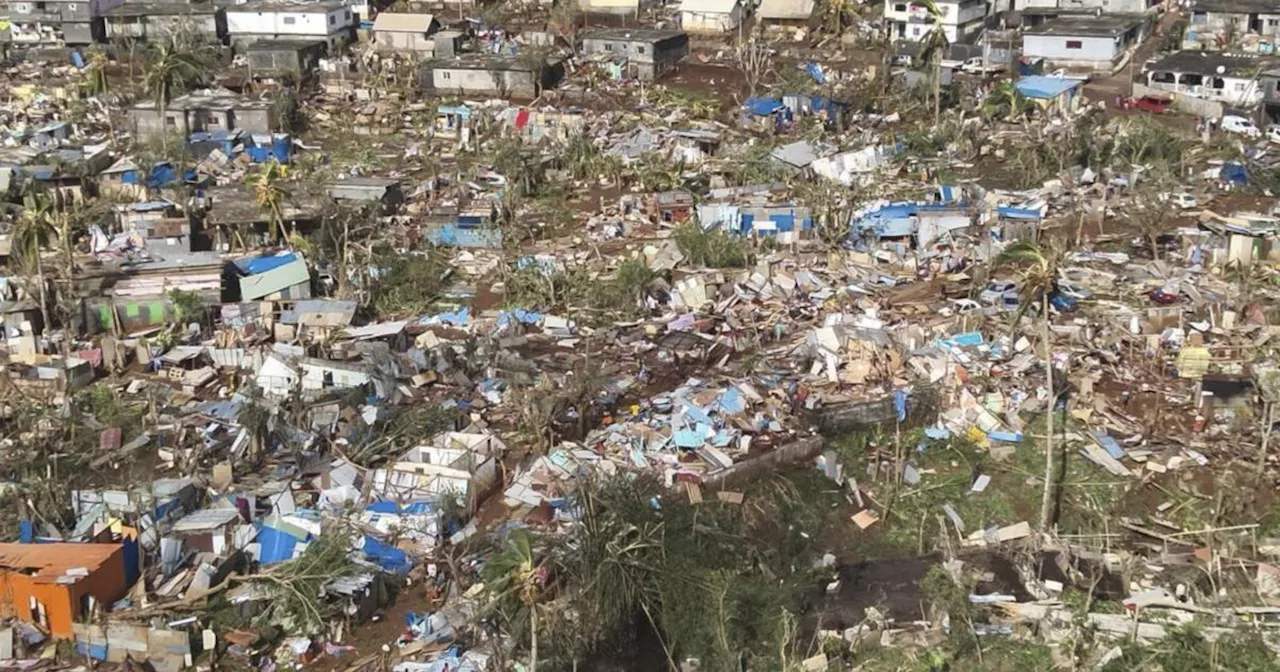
[1128,95,1172,114]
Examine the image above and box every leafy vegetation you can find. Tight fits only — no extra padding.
[369,247,453,317]
[1101,626,1278,672]
[673,221,752,269]
[498,473,834,670]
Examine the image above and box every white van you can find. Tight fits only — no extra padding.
[1222,115,1261,138]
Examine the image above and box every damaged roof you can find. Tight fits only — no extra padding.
[0,542,121,582]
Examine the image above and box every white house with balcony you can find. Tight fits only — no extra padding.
[225,0,353,51]
[884,0,987,44]
[1145,51,1274,107]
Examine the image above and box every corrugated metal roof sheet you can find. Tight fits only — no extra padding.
[173,508,240,533]
[240,259,310,301]
[294,299,357,328]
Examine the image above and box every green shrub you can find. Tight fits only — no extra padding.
[674,221,751,268]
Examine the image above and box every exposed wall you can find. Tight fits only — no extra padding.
[300,364,371,391]
[226,7,351,37]
[680,6,741,34]
[104,14,221,41]
[1132,81,1225,119]
[431,67,538,97]
[1022,34,1118,64]
[0,546,127,638]
[374,30,433,51]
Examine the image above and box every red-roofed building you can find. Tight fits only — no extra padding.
[0,542,129,638]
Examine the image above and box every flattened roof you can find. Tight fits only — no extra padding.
[0,542,121,583]
[372,12,436,32]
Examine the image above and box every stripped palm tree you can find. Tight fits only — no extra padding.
[142,37,211,152]
[484,529,546,672]
[85,46,110,96]
[84,47,120,145]
[14,187,57,340]
[995,240,1063,531]
[914,0,950,125]
[248,160,290,247]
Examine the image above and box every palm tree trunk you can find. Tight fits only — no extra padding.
[35,253,50,348]
[1039,292,1055,530]
[529,606,538,672]
[1259,402,1274,473]
[933,53,941,124]
[159,97,169,153]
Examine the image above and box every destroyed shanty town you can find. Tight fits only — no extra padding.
[9,0,1280,671]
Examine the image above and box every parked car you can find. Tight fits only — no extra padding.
[1147,288,1180,305]
[979,280,1020,310]
[960,57,1006,75]
[1222,115,1262,138]
[1131,95,1172,114]
[1054,279,1092,301]
[1160,191,1198,210]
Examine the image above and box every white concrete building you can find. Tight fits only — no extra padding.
[884,0,987,44]
[226,1,354,51]
[678,0,744,34]
[1021,14,1148,74]
[1145,51,1271,107]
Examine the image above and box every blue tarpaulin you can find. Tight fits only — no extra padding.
[1093,432,1126,459]
[147,163,179,189]
[362,535,412,574]
[496,309,542,329]
[237,252,300,275]
[744,97,785,116]
[427,222,503,248]
[257,525,301,565]
[997,205,1046,220]
[420,306,470,326]
[806,62,827,85]
[1220,163,1249,185]
[894,389,909,422]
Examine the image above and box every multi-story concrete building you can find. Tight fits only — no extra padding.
[883,0,986,44]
